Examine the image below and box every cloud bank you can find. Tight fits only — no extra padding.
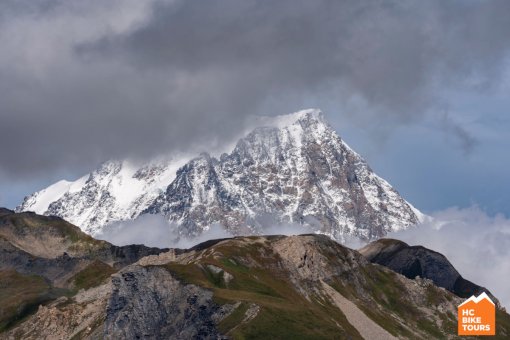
[390,206,510,309]
[1,0,510,178]
[96,213,315,249]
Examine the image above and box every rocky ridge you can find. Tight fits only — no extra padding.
[2,210,510,339]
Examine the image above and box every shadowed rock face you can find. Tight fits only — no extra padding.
[359,238,500,306]
[105,265,228,339]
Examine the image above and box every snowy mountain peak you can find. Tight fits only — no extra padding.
[17,109,422,241]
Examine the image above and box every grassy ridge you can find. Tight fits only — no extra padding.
[70,260,116,291]
[164,240,363,339]
[163,237,510,339]
[0,270,61,332]
[1,212,110,256]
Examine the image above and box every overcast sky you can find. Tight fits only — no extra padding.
[1,0,509,217]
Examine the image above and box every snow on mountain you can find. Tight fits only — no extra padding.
[19,176,88,214]
[17,156,189,234]
[17,109,423,241]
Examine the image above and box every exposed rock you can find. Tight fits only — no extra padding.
[359,238,501,307]
[136,249,177,266]
[241,304,260,323]
[4,283,110,340]
[206,264,234,286]
[273,234,366,286]
[104,265,230,339]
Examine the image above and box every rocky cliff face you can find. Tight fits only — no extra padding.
[105,265,232,339]
[3,210,510,339]
[17,109,422,242]
[359,238,501,307]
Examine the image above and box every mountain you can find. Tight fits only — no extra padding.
[2,210,510,339]
[359,238,501,307]
[0,208,167,333]
[17,109,423,241]
[16,157,188,236]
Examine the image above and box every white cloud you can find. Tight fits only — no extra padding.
[389,206,510,309]
[96,214,234,249]
[95,214,176,248]
[95,213,316,249]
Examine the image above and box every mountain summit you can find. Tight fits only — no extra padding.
[17,109,423,241]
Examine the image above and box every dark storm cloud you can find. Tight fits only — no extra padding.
[1,0,509,178]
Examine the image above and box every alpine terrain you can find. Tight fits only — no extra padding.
[17,109,423,241]
[1,209,509,339]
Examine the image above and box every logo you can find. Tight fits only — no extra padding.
[458,292,495,336]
